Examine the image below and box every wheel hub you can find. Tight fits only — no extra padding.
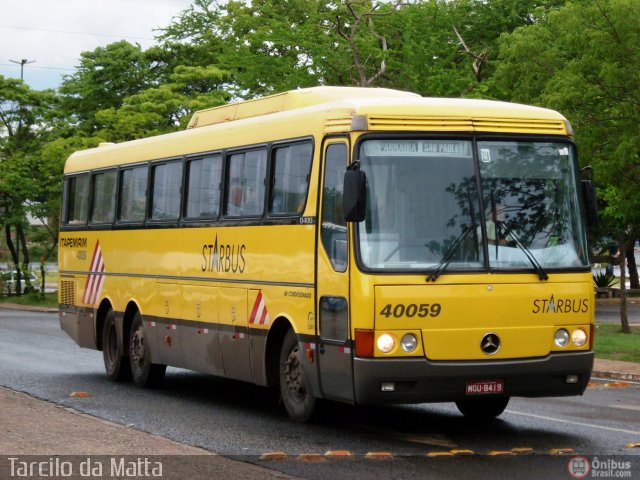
[284,348,305,400]
[131,328,145,366]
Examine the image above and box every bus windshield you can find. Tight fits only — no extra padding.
[356,137,589,273]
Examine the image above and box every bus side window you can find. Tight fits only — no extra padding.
[118,165,148,223]
[151,160,182,220]
[321,144,348,272]
[270,142,313,215]
[185,154,222,219]
[63,173,90,225]
[90,169,117,224]
[225,149,267,217]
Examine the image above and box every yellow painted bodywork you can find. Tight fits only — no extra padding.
[59,225,317,335]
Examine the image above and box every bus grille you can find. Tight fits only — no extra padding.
[59,280,75,306]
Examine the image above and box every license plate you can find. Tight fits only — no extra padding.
[465,379,504,395]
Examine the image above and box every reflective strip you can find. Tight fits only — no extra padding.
[249,291,270,326]
[82,241,106,305]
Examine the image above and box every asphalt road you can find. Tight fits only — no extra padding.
[594,300,640,324]
[1,309,639,480]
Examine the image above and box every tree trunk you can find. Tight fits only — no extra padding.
[40,261,46,298]
[5,224,20,296]
[627,239,639,289]
[619,235,631,334]
[17,224,32,292]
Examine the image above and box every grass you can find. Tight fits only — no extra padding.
[0,292,58,309]
[594,323,640,363]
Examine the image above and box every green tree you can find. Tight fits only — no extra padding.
[59,41,162,134]
[159,0,404,97]
[0,76,59,294]
[383,0,566,97]
[95,65,230,141]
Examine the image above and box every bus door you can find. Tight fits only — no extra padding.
[219,287,253,382]
[316,141,354,403]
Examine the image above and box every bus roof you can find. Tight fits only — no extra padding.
[64,86,571,173]
[186,86,420,129]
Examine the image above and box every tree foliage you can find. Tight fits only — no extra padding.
[0,76,60,292]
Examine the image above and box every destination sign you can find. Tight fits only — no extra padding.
[363,140,472,158]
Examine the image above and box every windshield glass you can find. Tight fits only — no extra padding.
[356,137,589,273]
[478,140,588,270]
[357,139,484,271]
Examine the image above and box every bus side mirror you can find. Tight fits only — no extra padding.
[343,168,367,223]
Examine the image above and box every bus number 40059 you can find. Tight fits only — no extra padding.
[379,303,441,318]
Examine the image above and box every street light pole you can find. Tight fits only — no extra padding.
[9,58,36,80]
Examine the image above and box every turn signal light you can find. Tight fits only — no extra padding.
[355,329,374,357]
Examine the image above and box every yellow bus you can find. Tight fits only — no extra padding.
[59,86,596,421]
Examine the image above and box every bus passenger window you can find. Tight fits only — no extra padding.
[118,165,148,222]
[321,144,348,272]
[225,149,267,217]
[270,142,312,215]
[64,173,89,225]
[151,161,182,220]
[185,154,222,219]
[64,174,90,225]
[90,170,116,224]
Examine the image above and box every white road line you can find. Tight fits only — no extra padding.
[609,404,640,412]
[505,410,640,436]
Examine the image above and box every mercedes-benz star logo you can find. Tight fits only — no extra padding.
[480,333,501,355]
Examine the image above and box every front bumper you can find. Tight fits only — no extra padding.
[353,351,593,405]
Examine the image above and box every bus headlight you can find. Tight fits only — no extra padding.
[400,334,418,353]
[571,329,587,347]
[377,334,395,353]
[554,329,570,348]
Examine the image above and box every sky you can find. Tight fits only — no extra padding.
[0,0,194,91]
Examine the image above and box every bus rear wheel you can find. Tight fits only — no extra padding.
[129,311,166,388]
[279,329,316,422]
[102,309,131,381]
[455,396,510,420]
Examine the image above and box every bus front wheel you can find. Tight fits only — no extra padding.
[129,312,166,388]
[455,396,510,420]
[102,309,131,381]
[279,329,316,422]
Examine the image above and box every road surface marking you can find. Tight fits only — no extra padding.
[609,404,640,412]
[506,410,640,436]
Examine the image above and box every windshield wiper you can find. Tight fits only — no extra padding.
[495,221,549,281]
[426,225,476,282]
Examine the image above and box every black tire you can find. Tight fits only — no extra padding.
[279,329,316,422]
[455,396,510,420]
[129,311,166,388]
[102,309,131,381]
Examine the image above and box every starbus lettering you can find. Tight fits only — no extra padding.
[201,235,246,273]
[532,295,589,314]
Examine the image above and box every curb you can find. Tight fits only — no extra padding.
[592,370,640,383]
[0,303,58,313]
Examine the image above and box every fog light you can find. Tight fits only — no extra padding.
[400,333,418,353]
[381,382,395,392]
[571,329,587,347]
[554,329,570,348]
[566,374,579,384]
[377,333,395,353]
